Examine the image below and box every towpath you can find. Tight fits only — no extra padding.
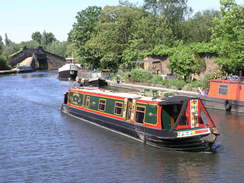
[107,80,199,97]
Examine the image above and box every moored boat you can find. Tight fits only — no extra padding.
[61,87,219,152]
[78,70,107,87]
[201,78,244,113]
[58,63,81,80]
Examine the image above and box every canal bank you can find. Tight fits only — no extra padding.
[1,72,244,183]
[0,68,17,75]
[107,80,198,96]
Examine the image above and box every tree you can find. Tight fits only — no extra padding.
[68,6,102,65]
[211,0,244,74]
[85,6,146,69]
[4,33,12,46]
[143,0,192,39]
[169,45,205,80]
[0,35,3,54]
[46,41,67,57]
[42,31,56,46]
[31,31,42,44]
[0,55,9,70]
[182,10,219,43]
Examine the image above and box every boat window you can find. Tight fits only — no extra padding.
[135,105,146,123]
[161,104,185,129]
[219,85,228,96]
[99,99,106,111]
[114,102,123,115]
[85,96,90,107]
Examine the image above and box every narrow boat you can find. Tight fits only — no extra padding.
[78,70,108,87]
[61,87,219,152]
[58,63,81,80]
[201,78,244,112]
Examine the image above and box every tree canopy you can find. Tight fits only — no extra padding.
[212,0,244,73]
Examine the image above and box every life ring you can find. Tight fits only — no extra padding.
[225,100,232,112]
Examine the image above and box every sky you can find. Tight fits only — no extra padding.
[0,0,243,43]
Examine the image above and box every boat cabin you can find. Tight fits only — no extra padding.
[208,79,244,101]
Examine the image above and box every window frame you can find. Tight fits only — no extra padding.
[219,84,228,96]
[135,105,146,123]
[85,96,90,107]
[98,99,106,111]
[114,101,124,116]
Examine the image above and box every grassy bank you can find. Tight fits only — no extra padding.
[111,69,214,92]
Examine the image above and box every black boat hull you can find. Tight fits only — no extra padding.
[82,78,108,87]
[62,104,217,152]
[58,70,78,81]
[201,96,244,113]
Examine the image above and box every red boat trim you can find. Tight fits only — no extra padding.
[195,129,209,134]
[70,89,125,100]
[136,99,159,105]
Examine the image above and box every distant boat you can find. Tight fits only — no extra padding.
[58,63,81,80]
[62,87,220,152]
[78,70,107,87]
[201,77,244,113]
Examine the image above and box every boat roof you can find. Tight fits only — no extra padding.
[71,87,194,104]
[160,96,193,105]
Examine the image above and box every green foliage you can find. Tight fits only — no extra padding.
[0,35,3,54]
[181,10,219,43]
[150,75,164,85]
[130,69,153,82]
[9,47,25,57]
[147,45,173,56]
[211,0,244,74]
[202,70,225,89]
[68,6,102,66]
[4,34,12,46]
[0,56,10,70]
[169,45,205,80]
[166,79,187,90]
[1,43,19,59]
[121,39,146,66]
[31,31,56,47]
[189,42,218,55]
[190,80,204,88]
[31,32,42,44]
[46,41,67,57]
[41,31,56,46]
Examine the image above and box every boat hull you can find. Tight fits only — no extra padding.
[62,104,217,152]
[201,96,244,113]
[58,70,78,81]
[82,78,108,87]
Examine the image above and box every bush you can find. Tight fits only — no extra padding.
[190,80,204,89]
[168,79,186,90]
[130,69,153,83]
[160,79,186,90]
[150,75,164,85]
[0,56,10,70]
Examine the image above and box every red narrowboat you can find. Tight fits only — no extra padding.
[62,87,219,152]
[201,79,244,112]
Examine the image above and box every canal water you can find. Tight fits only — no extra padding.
[0,72,244,183]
